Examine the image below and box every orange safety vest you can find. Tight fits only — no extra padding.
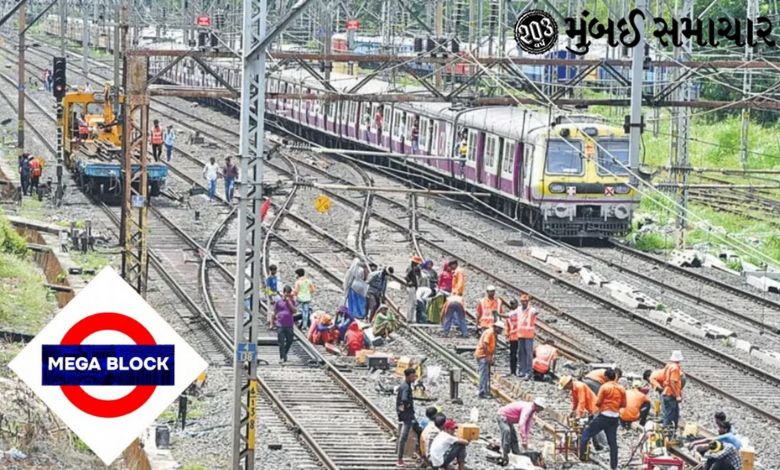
[585,369,608,385]
[662,362,683,399]
[517,306,537,339]
[474,328,496,360]
[505,310,520,341]
[151,127,163,144]
[532,344,557,374]
[477,297,501,328]
[619,389,651,422]
[29,159,42,178]
[571,381,597,417]
[649,369,665,391]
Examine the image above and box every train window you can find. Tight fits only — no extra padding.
[467,130,477,162]
[597,139,630,175]
[293,86,300,110]
[485,136,498,169]
[502,141,516,174]
[431,121,439,154]
[393,111,404,138]
[328,102,336,119]
[86,103,104,115]
[419,118,430,151]
[406,115,417,140]
[545,139,583,174]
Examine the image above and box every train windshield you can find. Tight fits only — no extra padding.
[597,139,630,175]
[545,140,582,174]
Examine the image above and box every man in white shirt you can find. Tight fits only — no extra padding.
[429,419,468,470]
[202,156,220,201]
[420,413,445,460]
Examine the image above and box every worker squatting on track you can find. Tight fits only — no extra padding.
[265,254,743,469]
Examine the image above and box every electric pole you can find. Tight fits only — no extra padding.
[59,0,66,55]
[671,0,693,248]
[740,0,758,168]
[628,0,645,184]
[434,0,443,87]
[231,0,267,466]
[82,0,89,78]
[16,0,25,158]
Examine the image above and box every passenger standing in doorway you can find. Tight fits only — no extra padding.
[202,157,220,202]
[411,119,419,153]
[458,136,468,178]
[293,268,315,330]
[375,109,384,144]
[163,125,176,161]
[150,119,163,161]
[223,156,239,203]
[272,285,297,364]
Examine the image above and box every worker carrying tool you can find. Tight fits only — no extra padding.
[496,398,546,463]
[619,381,651,428]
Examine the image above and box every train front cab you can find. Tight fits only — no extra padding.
[534,125,638,238]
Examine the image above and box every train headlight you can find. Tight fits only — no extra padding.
[554,204,569,218]
[549,183,566,193]
[615,184,630,194]
[614,205,630,219]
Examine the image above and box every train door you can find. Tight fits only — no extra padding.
[500,139,516,195]
[483,135,499,187]
[383,105,392,148]
[466,129,481,181]
[523,144,535,200]
[419,117,430,160]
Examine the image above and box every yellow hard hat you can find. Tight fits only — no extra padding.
[558,375,573,389]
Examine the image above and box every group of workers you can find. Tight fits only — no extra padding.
[268,254,742,469]
[149,120,176,162]
[17,152,44,197]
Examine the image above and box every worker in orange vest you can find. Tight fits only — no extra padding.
[661,350,684,433]
[579,368,626,469]
[504,299,521,377]
[559,375,597,419]
[516,294,538,380]
[450,260,465,296]
[583,367,623,395]
[531,340,558,382]
[475,322,501,399]
[150,119,164,161]
[476,285,502,330]
[619,381,651,428]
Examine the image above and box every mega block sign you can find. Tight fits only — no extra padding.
[9,267,208,465]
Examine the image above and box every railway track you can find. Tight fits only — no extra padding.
[6,38,774,465]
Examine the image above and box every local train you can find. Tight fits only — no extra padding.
[265,69,639,238]
[62,86,168,198]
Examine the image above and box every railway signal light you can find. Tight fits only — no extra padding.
[52,57,66,100]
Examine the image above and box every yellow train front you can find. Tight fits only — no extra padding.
[525,117,639,238]
[62,88,167,198]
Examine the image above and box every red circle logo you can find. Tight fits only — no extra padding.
[59,312,156,418]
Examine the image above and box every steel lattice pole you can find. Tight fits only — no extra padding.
[231,0,266,467]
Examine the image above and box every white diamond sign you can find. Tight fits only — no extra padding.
[8,267,208,465]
